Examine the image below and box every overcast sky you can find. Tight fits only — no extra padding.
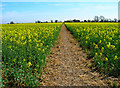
[1,0,119,24]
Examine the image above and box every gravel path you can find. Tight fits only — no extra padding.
[41,24,107,86]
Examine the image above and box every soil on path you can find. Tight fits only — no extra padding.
[40,24,111,86]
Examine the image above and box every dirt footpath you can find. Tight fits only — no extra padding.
[41,24,108,86]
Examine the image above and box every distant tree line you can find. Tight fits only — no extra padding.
[64,19,80,22]
[64,16,119,23]
[7,21,15,24]
[8,16,120,24]
[94,16,118,22]
[35,20,62,23]
[35,20,41,23]
[7,20,62,24]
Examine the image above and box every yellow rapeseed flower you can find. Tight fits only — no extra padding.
[41,59,44,62]
[100,53,102,56]
[36,43,39,47]
[29,39,31,42]
[42,49,45,53]
[86,36,89,39]
[101,47,104,52]
[40,43,43,47]
[8,46,11,49]
[95,45,98,49]
[23,59,26,62]
[37,65,39,67]
[95,53,98,56]
[107,42,111,48]
[93,43,95,45]
[38,48,41,51]
[23,41,26,45]
[34,68,38,71]
[21,36,24,40]
[111,45,115,49]
[105,57,108,61]
[114,56,118,60]
[28,62,32,67]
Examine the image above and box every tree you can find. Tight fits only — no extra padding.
[38,21,41,23]
[84,20,87,22]
[91,20,95,22]
[35,20,41,23]
[73,19,76,22]
[100,16,105,22]
[118,20,120,22]
[73,19,80,22]
[108,18,112,22]
[114,18,117,22]
[64,20,72,22]
[88,20,91,22]
[55,20,58,23]
[104,18,108,22]
[10,21,14,24]
[94,16,99,22]
[51,20,53,23]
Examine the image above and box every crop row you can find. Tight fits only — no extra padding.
[2,23,62,86]
[65,23,120,77]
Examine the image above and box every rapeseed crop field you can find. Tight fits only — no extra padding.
[65,23,120,76]
[2,23,62,86]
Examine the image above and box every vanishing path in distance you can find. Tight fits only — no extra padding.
[41,24,106,86]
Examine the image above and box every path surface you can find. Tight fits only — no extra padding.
[41,24,107,86]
